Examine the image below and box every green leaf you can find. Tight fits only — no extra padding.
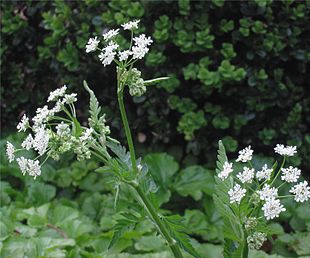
[84,80,109,135]
[144,153,179,204]
[108,214,138,249]
[134,235,165,252]
[164,215,201,258]
[27,182,56,205]
[174,166,214,200]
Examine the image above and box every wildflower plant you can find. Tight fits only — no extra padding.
[6,19,310,258]
[6,20,198,258]
[213,141,310,258]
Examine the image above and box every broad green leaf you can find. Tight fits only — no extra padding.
[1,237,37,258]
[27,182,56,205]
[134,235,165,252]
[144,153,179,204]
[174,165,214,200]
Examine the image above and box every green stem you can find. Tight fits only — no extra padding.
[134,185,183,258]
[242,231,249,258]
[117,89,138,174]
[271,156,286,186]
[116,70,183,257]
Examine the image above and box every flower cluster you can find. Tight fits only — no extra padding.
[6,86,110,178]
[85,20,153,97]
[85,19,152,67]
[217,144,309,221]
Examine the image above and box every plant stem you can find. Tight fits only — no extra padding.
[134,185,184,258]
[116,72,183,257]
[117,89,138,174]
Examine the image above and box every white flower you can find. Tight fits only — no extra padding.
[47,85,67,102]
[132,34,153,59]
[16,157,28,175]
[281,166,301,183]
[102,29,119,41]
[17,114,29,132]
[258,184,278,201]
[274,144,297,156]
[32,105,51,127]
[56,122,71,138]
[256,164,273,181]
[86,36,100,53]
[21,134,34,150]
[33,127,49,156]
[133,34,153,47]
[6,141,15,163]
[121,20,140,30]
[27,159,41,178]
[218,161,233,180]
[237,167,255,183]
[118,50,132,61]
[16,157,41,179]
[262,198,286,220]
[236,146,253,163]
[228,184,246,204]
[290,181,310,202]
[80,128,94,142]
[98,41,119,66]
[51,100,62,113]
[62,93,77,104]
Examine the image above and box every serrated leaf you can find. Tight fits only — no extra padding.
[164,215,201,258]
[108,216,137,249]
[84,80,101,122]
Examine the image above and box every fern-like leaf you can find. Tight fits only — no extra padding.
[213,140,245,257]
[163,215,201,258]
[83,80,101,122]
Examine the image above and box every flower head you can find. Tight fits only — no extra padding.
[258,184,278,201]
[218,161,233,180]
[290,181,310,202]
[98,41,119,67]
[33,127,49,156]
[86,36,100,53]
[132,34,153,59]
[262,198,286,220]
[237,167,255,184]
[228,184,246,204]
[256,164,273,181]
[274,144,297,156]
[21,134,34,150]
[236,146,253,163]
[16,157,41,179]
[118,50,132,61]
[102,29,119,41]
[281,166,301,183]
[6,141,15,163]
[47,85,67,102]
[121,20,140,30]
[56,122,71,138]
[17,114,29,132]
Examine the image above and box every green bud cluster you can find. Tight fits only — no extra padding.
[247,232,267,250]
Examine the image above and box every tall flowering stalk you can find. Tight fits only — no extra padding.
[214,141,309,258]
[6,20,197,258]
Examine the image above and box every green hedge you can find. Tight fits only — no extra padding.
[2,0,310,169]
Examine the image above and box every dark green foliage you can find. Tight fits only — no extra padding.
[1,0,310,171]
[1,0,310,173]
